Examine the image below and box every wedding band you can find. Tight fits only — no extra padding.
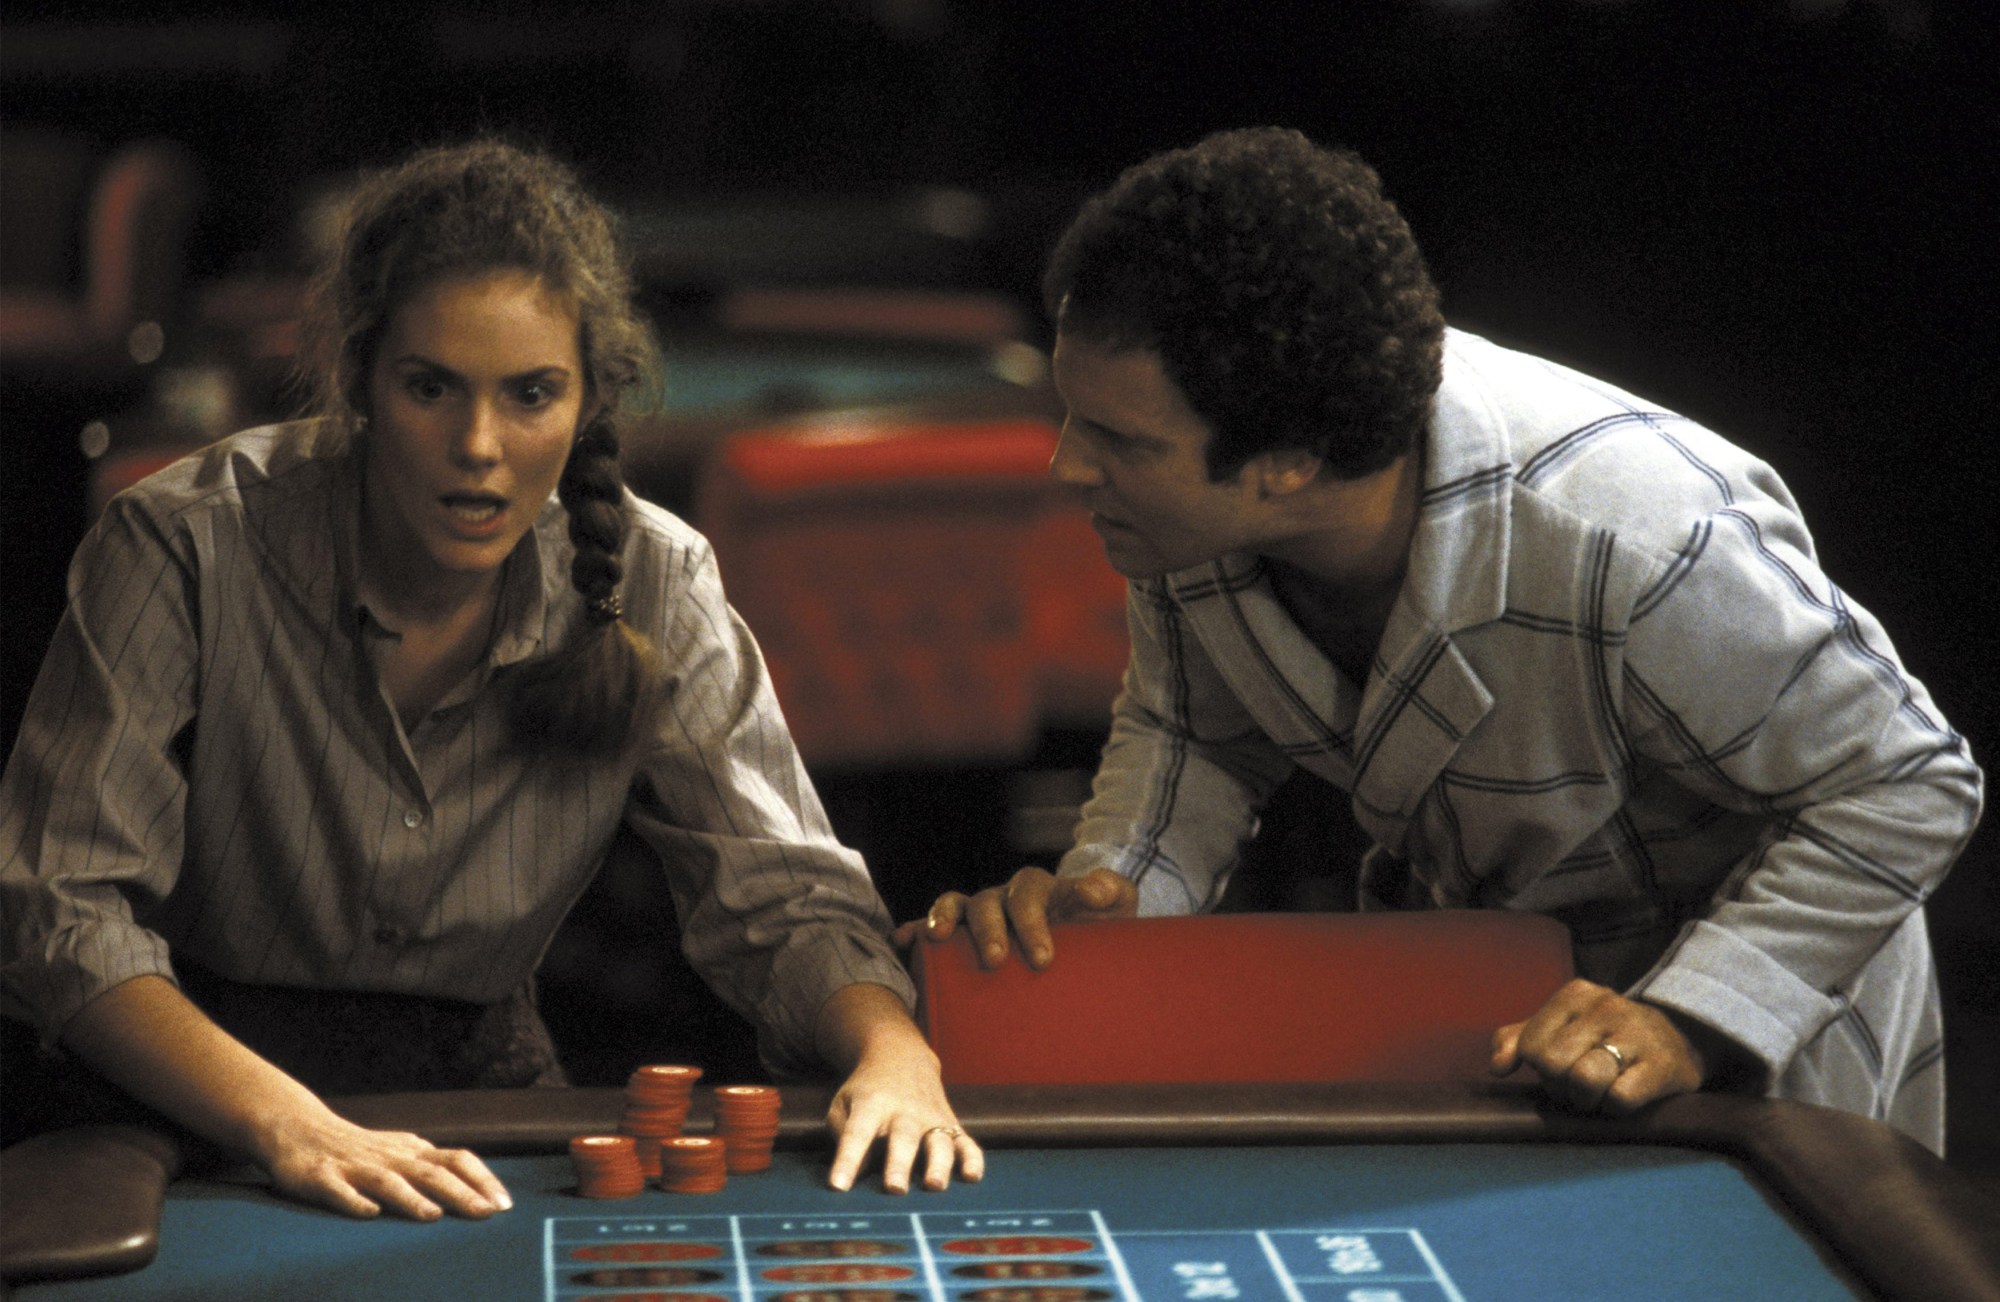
[925,1125,964,1141]
[1594,1041,1627,1071]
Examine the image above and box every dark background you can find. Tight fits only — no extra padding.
[4,0,1994,1180]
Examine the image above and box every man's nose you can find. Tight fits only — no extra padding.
[1048,423,1103,489]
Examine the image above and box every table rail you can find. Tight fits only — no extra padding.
[5,1081,1996,1301]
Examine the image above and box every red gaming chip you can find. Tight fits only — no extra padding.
[621,1064,702,1177]
[711,1084,783,1173]
[568,1134,646,1199]
[659,1135,729,1194]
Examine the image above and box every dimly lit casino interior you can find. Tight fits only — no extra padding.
[3,0,1996,1221]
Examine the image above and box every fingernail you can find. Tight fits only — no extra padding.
[1031,946,1051,967]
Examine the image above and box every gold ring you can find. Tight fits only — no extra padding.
[1594,1041,1627,1071]
[925,1125,964,1141]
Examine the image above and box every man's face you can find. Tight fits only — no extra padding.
[1049,332,1265,578]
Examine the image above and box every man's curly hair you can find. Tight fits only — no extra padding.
[1043,127,1445,481]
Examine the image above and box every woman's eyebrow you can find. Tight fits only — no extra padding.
[387,352,457,374]
[387,356,574,382]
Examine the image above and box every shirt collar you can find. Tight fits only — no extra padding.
[488,501,558,667]
[1155,327,1516,637]
[329,434,370,637]
[1397,327,1514,634]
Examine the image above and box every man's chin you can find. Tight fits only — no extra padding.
[1092,521,1183,579]
[1101,547,1170,581]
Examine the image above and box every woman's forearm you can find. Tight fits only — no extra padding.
[58,974,513,1219]
[58,974,336,1163]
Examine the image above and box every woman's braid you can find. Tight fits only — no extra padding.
[559,414,629,625]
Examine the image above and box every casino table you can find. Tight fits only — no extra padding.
[617,326,1057,518]
[4,1082,1996,1301]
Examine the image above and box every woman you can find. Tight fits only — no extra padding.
[0,140,980,1218]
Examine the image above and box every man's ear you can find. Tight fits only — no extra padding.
[1252,446,1324,499]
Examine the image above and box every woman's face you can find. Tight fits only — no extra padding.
[362,269,586,600]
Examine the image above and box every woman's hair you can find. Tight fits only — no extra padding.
[297,138,666,758]
[1043,126,1445,481]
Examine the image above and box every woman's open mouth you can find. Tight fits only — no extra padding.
[440,492,508,532]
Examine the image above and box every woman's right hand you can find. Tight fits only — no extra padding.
[258,1109,512,1220]
[60,974,510,1220]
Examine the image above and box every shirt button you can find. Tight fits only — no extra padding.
[403,809,423,829]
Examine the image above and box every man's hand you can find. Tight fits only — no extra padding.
[892,866,1138,970]
[1491,978,1728,1115]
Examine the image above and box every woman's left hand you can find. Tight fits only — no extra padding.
[816,983,985,1193]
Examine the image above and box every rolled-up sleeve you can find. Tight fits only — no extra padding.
[1621,494,1984,1071]
[622,532,911,1074]
[1,496,201,1041]
[1058,579,1294,915]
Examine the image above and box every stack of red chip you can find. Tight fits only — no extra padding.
[569,1134,646,1199]
[711,1084,782,1173]
[621,1063,702,1178]
[658,1135,729,1193]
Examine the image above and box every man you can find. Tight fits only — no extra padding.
[901,127,1981,1151]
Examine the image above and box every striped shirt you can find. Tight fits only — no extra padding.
[1060,329,1983,1150]
[0,421,912,1073]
